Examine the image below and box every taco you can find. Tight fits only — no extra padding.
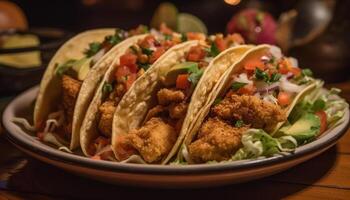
[179,44,321,164]
[33,26,148,150]
[109,35,250,164]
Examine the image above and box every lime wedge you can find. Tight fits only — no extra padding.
[150,2,178,30]
[177,13,207,34]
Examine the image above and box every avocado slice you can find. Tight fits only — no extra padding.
[162,62,198,86]
[280,113,321,144]
[71,57,92,81]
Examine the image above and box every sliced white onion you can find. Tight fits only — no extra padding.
[262,94,278,105]
[234,73,253,85]
[280,77,305,93]
[269,46,282,60]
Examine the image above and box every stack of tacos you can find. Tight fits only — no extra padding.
[22,24,347,165]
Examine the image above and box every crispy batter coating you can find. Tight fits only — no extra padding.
[126,117,177,163]
[212,94,286,132]
[189,117,247,163]
[143,105,167,122]
[157,88,185,106]
[98,100,116,137]
[169,102,188,119]
[61,75,82,138]
[62,75,82,120]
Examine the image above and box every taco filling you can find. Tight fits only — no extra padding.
[187,47,316,163]
[36,26,148,146]
[114,34,245,163]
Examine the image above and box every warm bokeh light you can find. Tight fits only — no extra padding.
[224,0,241,6]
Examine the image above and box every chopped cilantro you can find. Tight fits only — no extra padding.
[55,59,77,76]
[84,42,102,57]
[235,120,244,127]
[141,47,154,56]
[255,68,269,82]
[208,43,220,57]
[270,73,282,82]
[102,82,113,95]
[138,62,150,70]
[129,45,138,54]
[213,97,222,105]
[164,34,172,40]
[231,82,247,91]
[302,68,313,77]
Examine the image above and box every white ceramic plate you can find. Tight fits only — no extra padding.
[2,86,349,188]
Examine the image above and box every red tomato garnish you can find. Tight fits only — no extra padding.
[244,59,265,72]
[277,92,291,106]
[161,40,174,49]
[125,73,137,90]
[186,32,206,41]
[160,23,173,35]
[315,110,327,134]
[139,35,156,48]
[176,74,191,89]
[120,53,137,67]
[186,45,206,62]
[115,65,131,80]
[215,37,227,52]
[149,47,165,63]
[114,135,137,161]
[237,84,256,95]
[290,67,301,77]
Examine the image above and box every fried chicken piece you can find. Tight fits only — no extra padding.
[126,117,177,163]
[189,117,247,163]
[62,75,82,119]
[212,94,286,132]
[169,102,188,119]
[144,105,167,122]
[98,100,116,137]
[157,88,185,106]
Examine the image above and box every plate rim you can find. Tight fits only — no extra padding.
[3,85,350,175]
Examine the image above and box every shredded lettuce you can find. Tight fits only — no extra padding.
[231,129,297,160]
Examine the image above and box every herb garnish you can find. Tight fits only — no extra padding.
[231,82,247,91]
[55,59,77,76]
[235,120,244,127]
[84,42,102,57]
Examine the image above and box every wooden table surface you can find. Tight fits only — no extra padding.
[0,82,349,200]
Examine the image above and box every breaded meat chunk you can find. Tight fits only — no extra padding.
[169,102,188,119]
[62,75,82,118]
[144,105,167,122]
[157,88,185,106]
[189,117,247,163]
[212,94,286,132]
[98,100,116,137]
[126,117,177,163]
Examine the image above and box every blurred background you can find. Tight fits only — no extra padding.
[0,0,350,95]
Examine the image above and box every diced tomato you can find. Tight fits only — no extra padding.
[277,92,291,106]
[186,32,206,41]
[120,53,137,67]
[225,33,245,45]
[226,90,235,97]
[290,67,301,77]
[114,135,137,161]
[139,35,156,48]
[161,40,174,50]
[215,37,227,52]
[176,74,191,89]
[237,84,256,95]
[186,45,206,62]
[149,47,165,63]
[115,65,131,80]
[315,110,327,134]
[244,59,265,72]
[278,59,295,75]
[160,23,173,35]
[125,73,137,90]
[278,65,289,74]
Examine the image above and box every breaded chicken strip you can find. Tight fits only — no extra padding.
[61,75,82,137]
[126,117,177,163]
[157,88,185,105]
[98,100,116,137]
[62,75,82,119]
[189,117,247,163]
[169,102,188,119]
[144,105,167,122]
[212,94,286,132]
